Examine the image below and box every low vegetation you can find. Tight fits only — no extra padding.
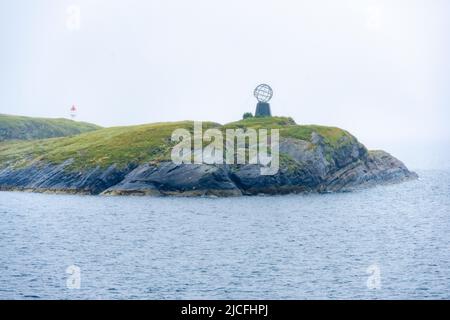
[0,114,101,141]
[0,116,357,170]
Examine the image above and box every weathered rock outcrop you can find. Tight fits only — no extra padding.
[0,134,417,196]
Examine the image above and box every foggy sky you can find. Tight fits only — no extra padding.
[1,0,449,169]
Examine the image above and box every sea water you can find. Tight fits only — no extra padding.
[0,170,449,299]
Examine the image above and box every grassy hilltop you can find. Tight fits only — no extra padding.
[0,114,101,141]
[0,116,355,170]
[0,115,417,196]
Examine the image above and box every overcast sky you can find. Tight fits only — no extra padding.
[1,0,449,169]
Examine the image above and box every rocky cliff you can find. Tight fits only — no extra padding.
[0,117,417,196]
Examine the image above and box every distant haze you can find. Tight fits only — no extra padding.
[1,0,449,169]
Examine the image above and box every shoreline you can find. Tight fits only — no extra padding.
[0,174,418,197]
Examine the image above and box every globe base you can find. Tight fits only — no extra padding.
[255,102,272,117]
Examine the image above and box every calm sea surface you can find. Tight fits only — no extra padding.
[0,170,449,299]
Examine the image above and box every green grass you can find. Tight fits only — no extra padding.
[0,121,219,169]
[224,116,297,129]
[225,117,354,148]
[0,114,101,141]
[280,125,353,147]
[0,117,357,170]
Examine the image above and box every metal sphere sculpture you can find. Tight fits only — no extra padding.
[253,84,273,103]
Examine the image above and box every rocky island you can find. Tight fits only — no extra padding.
[0,115,417,196]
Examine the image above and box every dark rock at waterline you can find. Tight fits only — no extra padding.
[0,134,417,196]
[103,162,242,197]
[0,160,134,195]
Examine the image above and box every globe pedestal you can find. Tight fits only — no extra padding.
[255,102,272,117]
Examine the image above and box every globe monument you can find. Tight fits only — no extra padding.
[254,84,273,117]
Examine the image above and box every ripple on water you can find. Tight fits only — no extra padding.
[0,170,449,299]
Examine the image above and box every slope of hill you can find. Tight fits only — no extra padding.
[0,117,417,196]
[0,114,101,141]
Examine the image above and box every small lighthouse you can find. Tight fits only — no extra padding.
[70,105,77,120]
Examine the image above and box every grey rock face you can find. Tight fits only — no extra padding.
[0,160,133,194]
[0,134,417,196]
[103,162,242,197]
